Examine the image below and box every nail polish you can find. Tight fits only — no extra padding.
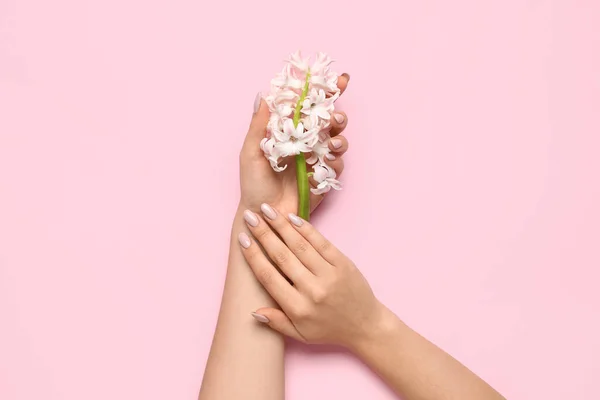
[238,232,251,248]
[243,210,259,227]
[325,153,336,161]
[342,72,350,82]
[251,312,269,323]
[334,113,345,124]
[260,203,277,220]
[253,92,261,114]
[288,213,303,227]
[330,138,342,149]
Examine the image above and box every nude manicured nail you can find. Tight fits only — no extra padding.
[288,213,303,227]
[261,203,277,220]
[251,312,269,323]
[243,210,259,227]
[325,153,336,161]
[333,113,345,124]
[330,138,342,149]
[253,92,261,114]
[342,72,350,81]
[238,232,251,248]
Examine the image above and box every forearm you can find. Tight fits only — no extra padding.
[199,208,284,400]
[352,306,505,400]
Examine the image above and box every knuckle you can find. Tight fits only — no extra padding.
[257,269,274,286]
[311,287,327,304]
[317,239,333,254]
[272,251,288,266]
[292,240,309,254]
[291,305,311,320]
[254,227,272,241]
[244,247,262,264]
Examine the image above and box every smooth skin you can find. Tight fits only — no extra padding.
[239,204,506,400]
[198,75,350,400]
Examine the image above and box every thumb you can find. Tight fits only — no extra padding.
[243,93,270,151]
[251,308,305,343]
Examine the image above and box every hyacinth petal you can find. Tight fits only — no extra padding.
[311,52,334,75]
[275,141,300,157]
[287,50,309,72]
[307,131,320,147]
[282,119,297,138]
[297,142,313,153]
[327,91,340,104]
[271,159,287,172]
[315,108,331,120]
[260,137,271,153]
[317,89,326,103]
[275,90,299,104]
[294,122,305,139]
[271,72,286,87]
[277,104,293,118]
[301,99,312,114]
[305,152,318,164]
[330,180,342,190]
[310,184,330,195]
[273,122,291,142]
[313,165,328,182]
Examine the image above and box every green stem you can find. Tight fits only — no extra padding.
[292,71,311,221]
[295,153,310,220]
[293,71,311,126]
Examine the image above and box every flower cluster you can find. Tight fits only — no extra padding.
[260,51,342,195]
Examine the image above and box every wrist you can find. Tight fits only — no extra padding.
[229,206,249,239]
[349,303,407,356]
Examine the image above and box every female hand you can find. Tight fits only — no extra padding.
[236,204,508,400]
[237,203,390,349]
[238,75,350,216]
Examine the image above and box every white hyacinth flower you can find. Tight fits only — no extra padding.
[273,119,318,157]
[261,51,344,197]
[311,162,341,195]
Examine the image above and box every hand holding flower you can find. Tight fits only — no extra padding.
[238,62,349,218]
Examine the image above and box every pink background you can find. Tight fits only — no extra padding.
[1,0,599,399]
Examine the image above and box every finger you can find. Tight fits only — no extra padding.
[251,308,306,343]
[260,203,331,275]
[242,93,269,157]
[238,232,300,310]
[329,111,348,137]
[337,73,350,95]
[243,209,313,286]
[309,190,324,212]
[287,218,345,265]
[328,135,348,156]
[325,156,344,178]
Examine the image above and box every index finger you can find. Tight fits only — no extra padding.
[286,217,346,265]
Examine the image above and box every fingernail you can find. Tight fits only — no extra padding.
[288,213,303,227]
[333,113,345,124]
[342,72,350,81]
[260,203,277,220]
[330,138,342,149]
[325,153,336,161]
[253,92,262,114]
[238,232,251,248]
[251,312,269,323]
[243,210,259,227]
